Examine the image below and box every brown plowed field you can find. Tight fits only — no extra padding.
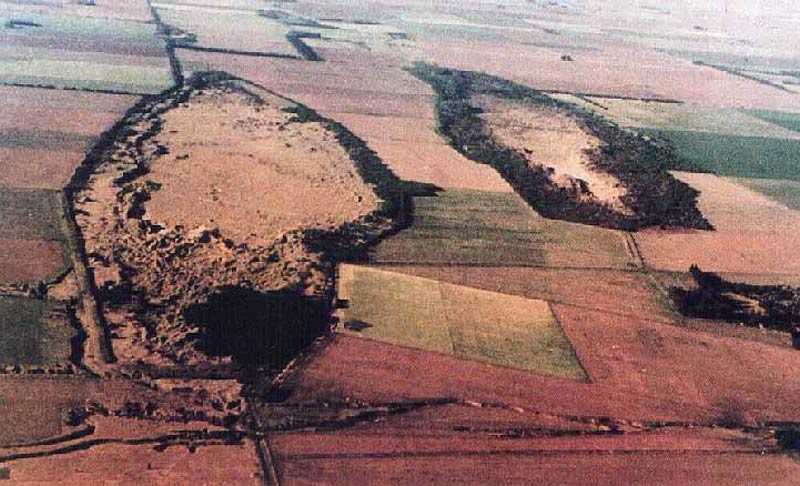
[4,440,262,485]
[0,86,136,113]
[553,304,800,422]
[268,404,794,485]
[0,239,64,283]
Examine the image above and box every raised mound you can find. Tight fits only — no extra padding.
[73,72,402,373]
[410,64,711,231]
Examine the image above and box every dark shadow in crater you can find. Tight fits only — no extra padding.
[183,286,330,368]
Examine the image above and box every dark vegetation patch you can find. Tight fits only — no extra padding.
[409,63,710,231]
[184,287,329,369]
[746,110,800,134]
[286,31,323,61]
[0,188,66,241]
[640,129,800,181]
[671,266,800,341]
[0,295,75,365]
[4,19,42,30]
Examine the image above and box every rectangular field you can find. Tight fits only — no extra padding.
[0,295,74,366]
[370,189,633,269]
[0,188,66,241]
[370,189,546,266]
[574,97,800,139]
[338,264,585,380]
[0,12,172,93]
[0,239,66,284]
[156,7,296,56]
[747,109,800,133]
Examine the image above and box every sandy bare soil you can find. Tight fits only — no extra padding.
[476,95,630,212]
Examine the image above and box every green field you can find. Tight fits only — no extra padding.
[0,188,67,241]
[369,189,546,266]
[732,177,800,212]
[747,110,800,134]
[640,129,800,180]
[338,265,586,380]
[370,188,633,269]
[0,296,74,365]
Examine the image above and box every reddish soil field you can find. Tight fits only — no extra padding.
[553,303,800,422]
[363,139,512,192]
[176,49,428,96]
[0,239,64,283]
[282,335,708,422]
[0,147,85,190]
[268,401,794,484]
[273,446,799,485]
[0,106,122,136]
[0,33,165,59]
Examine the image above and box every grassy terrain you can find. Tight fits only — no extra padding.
[440,283,585,380]
[369,189,546,266]
[732,177,800,211]
[0,295,74,365]
[747,110,800,133]
[641,129,800,180]
[0,187,67,241]
[339,265,453,354]
[338,265,586,380]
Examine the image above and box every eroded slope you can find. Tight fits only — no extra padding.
[74,73,399,372]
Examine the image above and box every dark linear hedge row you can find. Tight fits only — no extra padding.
[410,63,711,231]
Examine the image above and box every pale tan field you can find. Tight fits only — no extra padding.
[635,172,800,275]
[146,86,380,247]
